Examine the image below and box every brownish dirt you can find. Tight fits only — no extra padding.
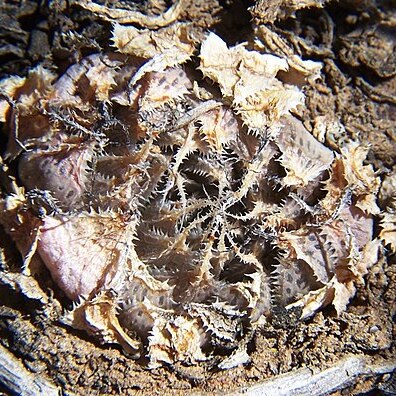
[0,0,395,394]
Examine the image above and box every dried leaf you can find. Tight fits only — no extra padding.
[380,210,396,252]
[68,292,141,355]
[112,23,195,65]
[199,33,304,127]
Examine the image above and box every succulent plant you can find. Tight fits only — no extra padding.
[0,29,385,368]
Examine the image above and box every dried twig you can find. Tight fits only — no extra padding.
[235,356,396,396]
[76,0,185,27]
[0,344,60,396]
